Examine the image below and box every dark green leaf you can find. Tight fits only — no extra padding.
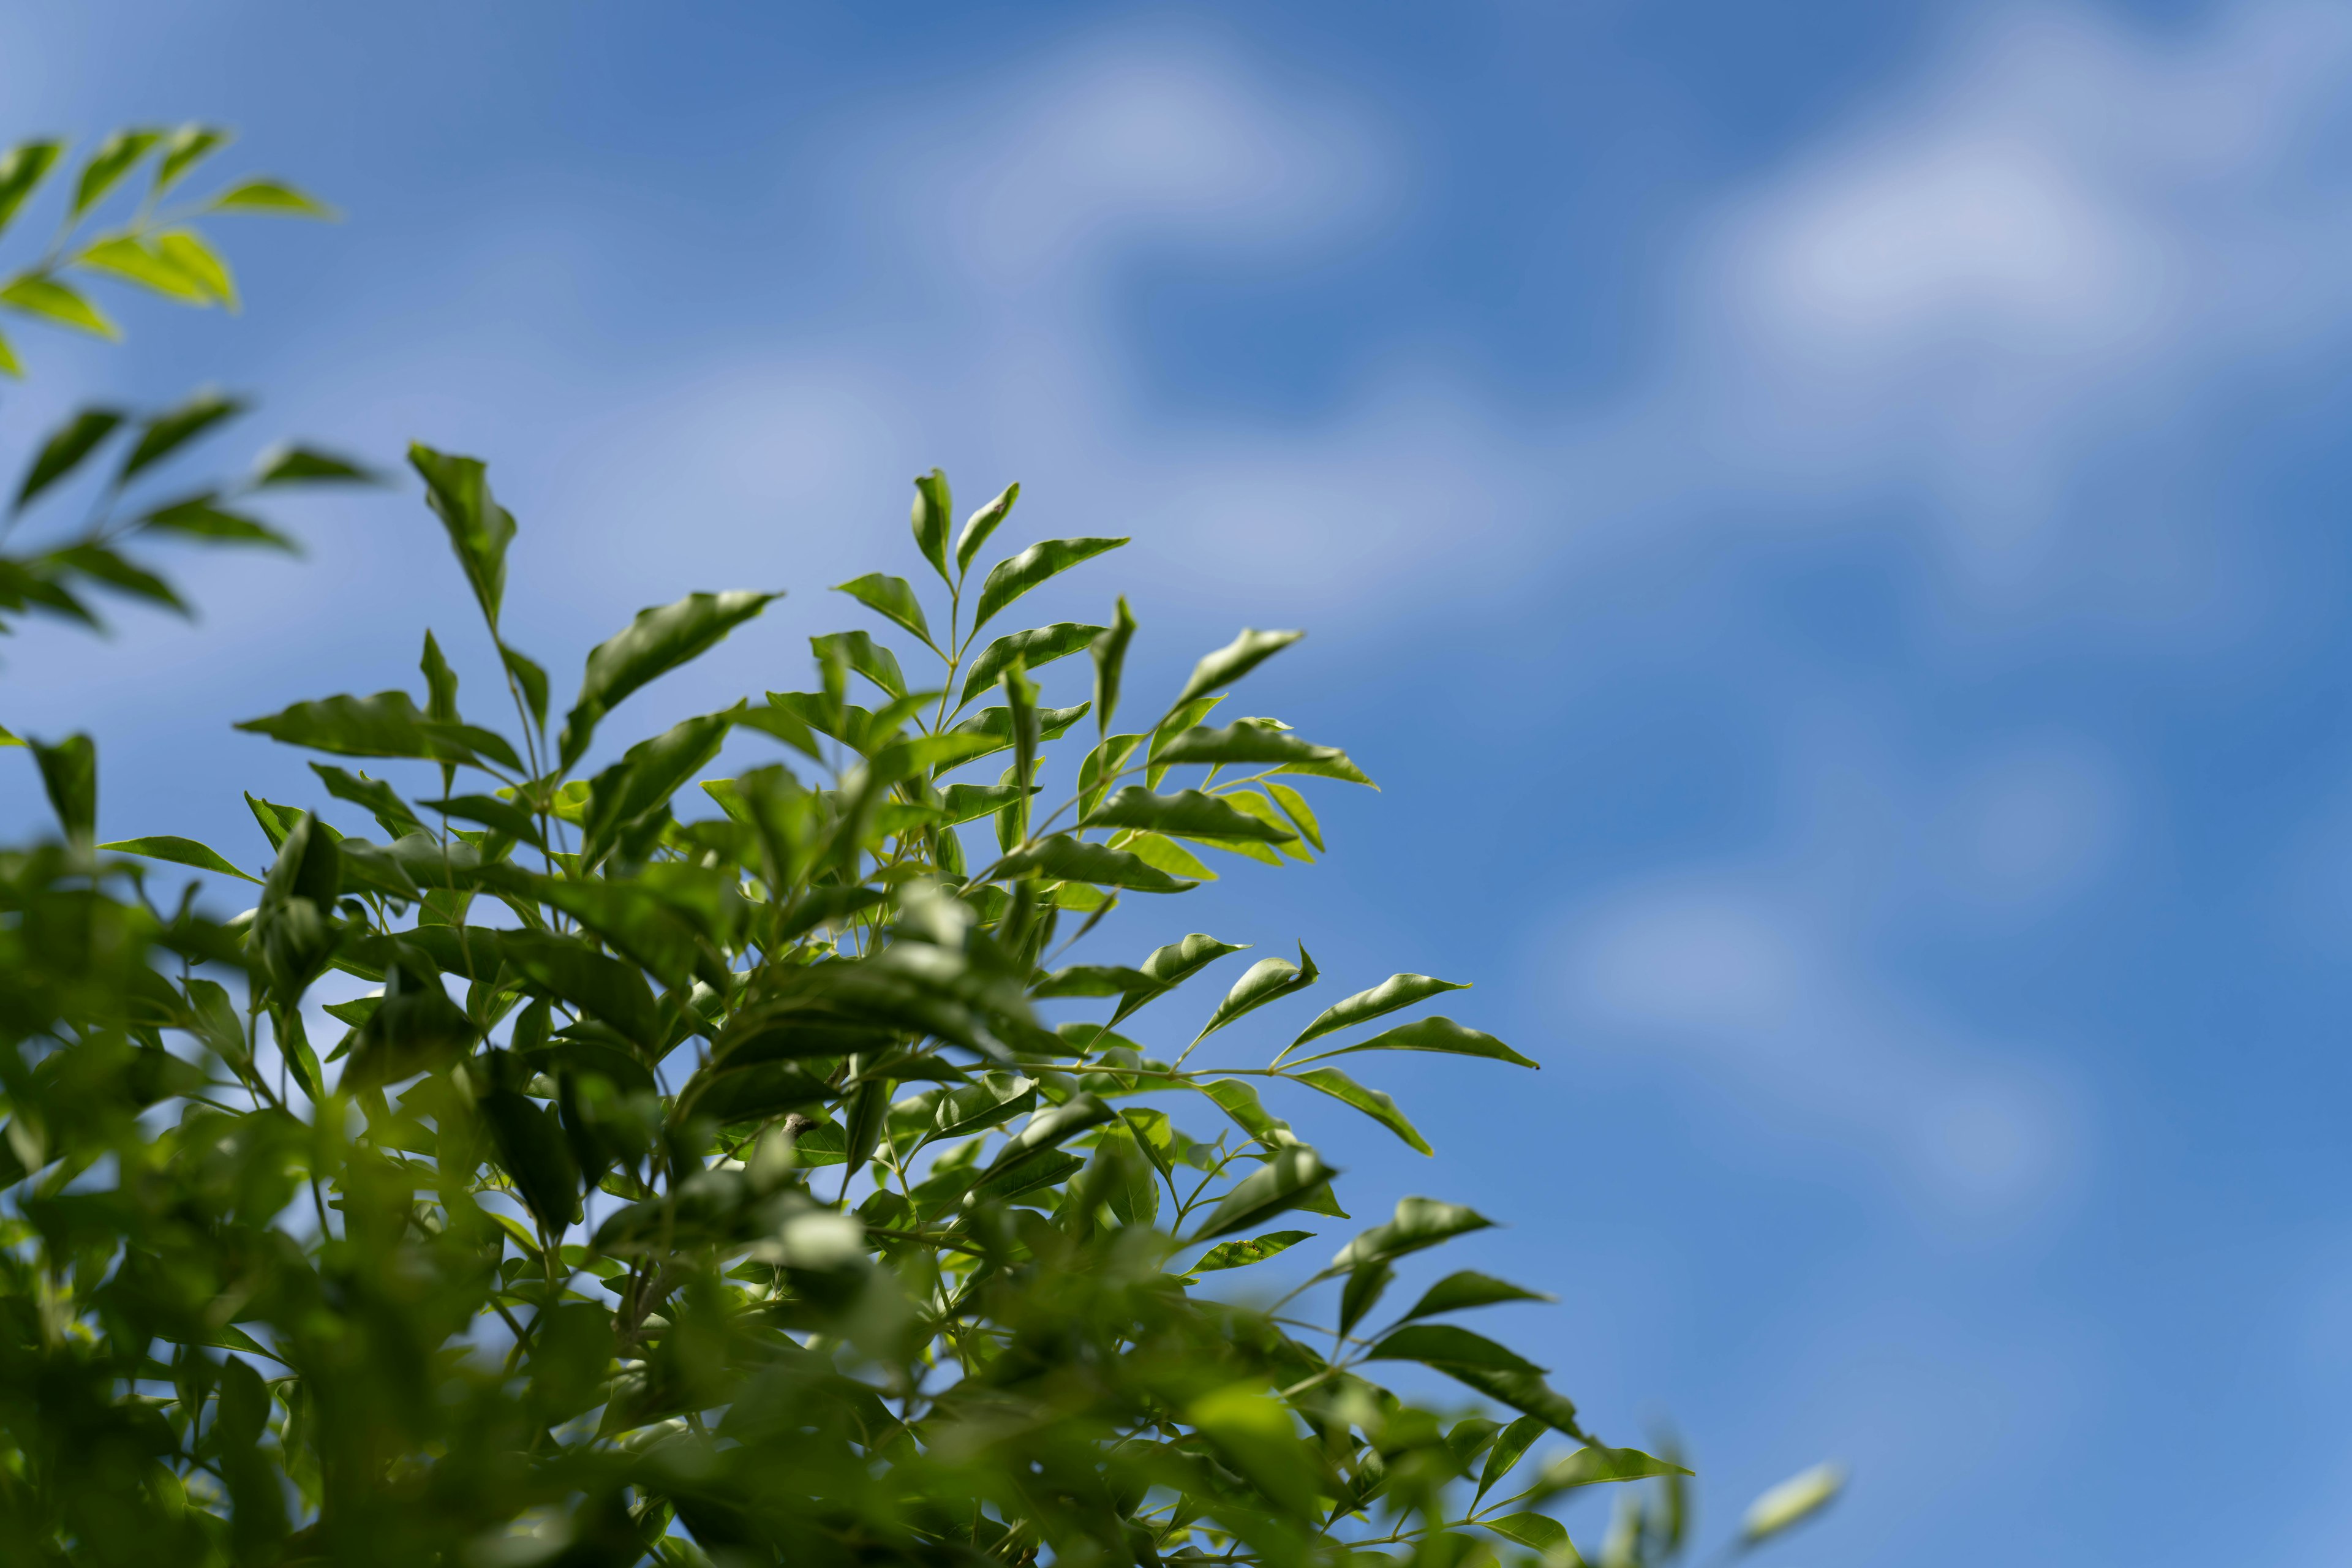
[1081,786,1297,844]
[581,708,736,865]
[1195,946,1317,1043]
[1401,1272,1556,1324]
[1193,1145,1338,1241]
[483,1083,581,1228]
[996,834,1196,894]
[252,443,377,486]
[1314,1015,1537,1070]
[1154,723,1375,786]
[1092,595,1135,737]
[958,621,1104,706]
[1291,1066,1431,1156]
[1479,1416,1548,1500]
[1539,1446,1696,1493]
[308,763,424,839]
[153,124,227,194]
[831,572,932,646]
[1289,975,1472,1052]
[121,390,245,480]
[99,834,257,883]
[1331,1197,1497,1272]
[971,537,1127,635]
[499,930,663,1054]
[235,691,523,773]
[501,645,549,730]
[559,589,777,768]
[0,141,61,233]
[954,481,1019,575]
[1340,1261,1393,1335]
[30,733,94,845]
[47,545,186,614]
[408,443,515,630]
[419,794,544,848]
[1193,1229,1313,1274]
[139,496,293,551]
[812,630,905,699]
[1175,627,1303,707]
[1368,1324,1545,1376]
[15,408,124,511]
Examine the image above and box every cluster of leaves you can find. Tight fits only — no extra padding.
[0,124,352,676]
[0,128,1843,1568]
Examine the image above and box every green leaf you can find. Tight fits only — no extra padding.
[1331,1196,1497,1272]
[982,1093,1115,1183]
[1175,627,1303,707]
[995,834,1197,894]
[0,141,61,233]
[1366,1324,1544,1376]
[1483,1513,1581,1566]
[1313,1015,1537,1070]
[1399,1271,1556,1321]
[235,691,523,773]
[559,589,778,769]
[1195,947,1317,1043]
[153,230,236,306]
[98,835,258,883]
[1739,1463,1844,1545]
[253,443,377,486]
[1186,1381,1322,1518]
[1201,1078,1292,1150]
[1289,975,1472,1053]
[1193,1145,1339,1241]
[408,444,516,631]
[1339,1261,1393,1335]
[1091,596,1135,737]
[941,782,1034,825]
[1031,964,1159,1000]
[1537,1446,1694,1492]
[1291,1066,1431,1156]
[1,276,118,339]
[582,708,736,865]
[47,545,187,614]
[971,537,1128,635]
[308,763,425,839]
[499,930,663,1055]
[153,125,228,194]
[346,948,477,1087]
[501,646,549,730]
[1082,786,1297,844]
[1193,1229,1313,1274]
[15,408,124,511]
[140,496,294,551]
[29,733,95,845]
[812,630,905,699]
[955,481,1019,575]
[121,391,246,481]
[831,572,932,646]
[959,621,1104,706]
[1264,780,1323,852]
[1154,723,1375,786]
[0,327,18,379]
[1137,931,1250,990]
[72,129,162,216]
[1119,831,1216,885]
[206,178,334,216]
[1479,1416,1548,1500]
[911,469,953,584]
[420,793,544,848]
[483,1084,581,1229]
[939,700,1089,771]
[75,236,213,304]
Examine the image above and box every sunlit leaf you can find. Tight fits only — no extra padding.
[971,536,1127,635]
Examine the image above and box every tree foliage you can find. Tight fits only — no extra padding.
[0,124,1842,1568]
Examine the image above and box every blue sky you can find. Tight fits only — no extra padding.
[7,1,2352,1561]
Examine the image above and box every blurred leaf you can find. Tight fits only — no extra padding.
[0,141,61,233]
[1483,1513,1581,1566]
[1188,1382,1322,1518]
[206,177,334,216]
[971,537,1127,635]
[30,733,95,845]
[153,124,228,193]
[121,391,246,480]
[72,128,161,216]
[153,229,238,305]
[1740,1464,1844,1545]
[254,443,376,486]
[1193,1229,1313,1274]
[76,235,214,303]
[1339,1261,1393,1335]
[15,408,124,510]
[140,495,294,551]
[1,276,118,339]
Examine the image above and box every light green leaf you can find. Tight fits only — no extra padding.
[72,129,161,216]
[1193,1229,1313,1273]
[831,571,932,646]
[812,630,905,699]
[1266,779,1322,850]
[559,589,778,768]
[954,481,1020,575]
[1740,1463,1844,1545]
[1400,1271,1556,1322]
[1081,786,1297,843]
[1537,1446,1694,1493]
[1291,1066,1431,1156]
[1175,627,1303,707]
[98,835,257,883]
[1193,1145,1339,1241]
[1313,1015,1537,1070]
[153,229,237,306]
[911,469,952,583]
[1195,946,1317,1044]
[1,276,119,339]
[1289,974,1472,1052]
[995,834,1196,893]
[1202,1078,1292,1150]
[153,125,228,194]
[1483,1513,1581,1566]
[959,621,1105,706]
[1187,1381,1322,1518]
[75,235,212,304]
[206,178,334,217]
[971,537,1128,635]
[1118,831,1217,884]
